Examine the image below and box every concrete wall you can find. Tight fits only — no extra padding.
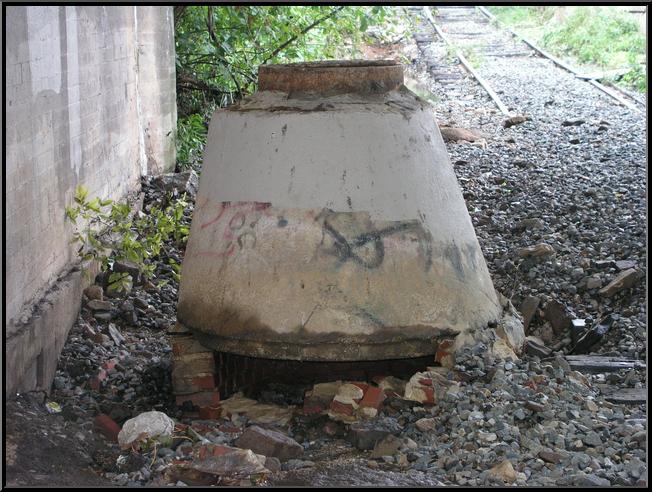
[5,5,177,395]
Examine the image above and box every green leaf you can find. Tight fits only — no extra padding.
[86,197,102,213]
[65,206,79,221]
[74,185,89,204]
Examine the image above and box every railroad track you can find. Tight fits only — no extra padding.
[415,5,645,114]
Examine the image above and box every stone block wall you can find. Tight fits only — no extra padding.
[5,5,177,395]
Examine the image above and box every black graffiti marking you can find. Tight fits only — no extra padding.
[322,216,432,270]
[237,230,257,250]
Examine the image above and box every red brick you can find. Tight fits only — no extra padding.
[172,336,213,357]
[101,358,118,372]
[94,413,121,442]
[197,444,234,460]
[191,374,216,390]
[190,423,213,434]
[329,399,354,416]
[198,405,222,420]
[176,391,220,408]
[359,386,386,409]
[176,445,193,458]
[89,368,108,391]
[174,423,189,433]
[435,339,456,368]
[422,386,435,404]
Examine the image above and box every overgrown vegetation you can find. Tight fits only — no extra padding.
[487,6,646,92]
[174,6,409,170]
[66,186,188,292]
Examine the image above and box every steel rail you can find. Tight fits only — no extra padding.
[423,6,511,116]
[476,6,644,113]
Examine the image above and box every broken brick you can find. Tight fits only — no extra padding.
[174,423,189,433]
[192,374,216,391]
[172,353,216,376]
[198,405,222,420]
[421,386,435,404]
[435,339,456,368]
[89,368,108,391]
[329,399,355,416]
[94,413,121,442]
[176,391,220,409]
[359,386,386,410]
[218,424,241,434]
[196,444,235,460]
[171,336,214,357]
[101,358,118,372]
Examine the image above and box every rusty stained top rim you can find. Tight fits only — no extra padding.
[260,59,401,70]
[258,59,404,95]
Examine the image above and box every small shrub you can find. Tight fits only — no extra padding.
[176,113,208,172]
[66,185,190,290]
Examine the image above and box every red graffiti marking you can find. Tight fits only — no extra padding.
[201,202,232,229]
[197,201,272,259]
[195,243,236,258]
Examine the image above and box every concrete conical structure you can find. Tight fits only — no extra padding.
[177,60,501,361]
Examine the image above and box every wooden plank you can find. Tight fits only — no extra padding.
[564,355,646,374]
[597,384,647,405]
[587,79,642,112]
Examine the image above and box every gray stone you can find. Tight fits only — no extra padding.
[598,269,641,297]
[583,431,603,447]
[543,300,571,335]
[284,459,315,471]
[519,296,540,330]
[574,473,611,487]
[264,456,281,472]
[349,423,396,451]
[372,435,403,458]
[84,285,104,301]
[93,312,113,322]
[151,170,199,198]
[235,425,303,462]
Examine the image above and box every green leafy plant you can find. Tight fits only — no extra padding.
[66,185,190,290]
[176,113,208,171]
[488,6,646,93]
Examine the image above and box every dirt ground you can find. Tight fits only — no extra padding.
[4,395,113,487]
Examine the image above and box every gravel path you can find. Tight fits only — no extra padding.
[412,5,647,361]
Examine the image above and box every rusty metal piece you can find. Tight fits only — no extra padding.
[258,60,404,95]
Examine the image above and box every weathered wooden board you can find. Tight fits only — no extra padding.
[564,356,646,374]
[597,384,647,405]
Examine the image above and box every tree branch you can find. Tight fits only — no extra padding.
[174,6,188,29]
[176,71,234,98]
[262,6,346,64]
[206,6,243,98]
